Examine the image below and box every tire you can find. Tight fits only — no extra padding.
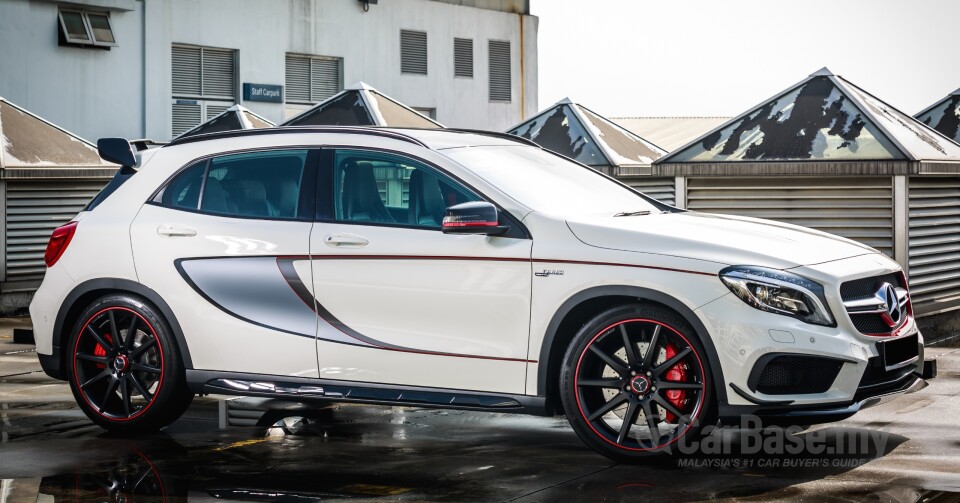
[559,303,714,462]
[66,293,192,433]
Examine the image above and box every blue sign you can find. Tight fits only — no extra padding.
[243,83,283,103]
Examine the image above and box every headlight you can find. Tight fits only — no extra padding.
[719,266,835,327]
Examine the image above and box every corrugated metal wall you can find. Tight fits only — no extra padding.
[3,180,104,287]
[618,176,676,207]
[685,176,894,256]
[908,177,960,312]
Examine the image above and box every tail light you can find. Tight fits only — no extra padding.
[44,221,78,267]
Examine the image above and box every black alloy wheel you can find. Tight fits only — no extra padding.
[560,304,712,461]
[68,294,192,431]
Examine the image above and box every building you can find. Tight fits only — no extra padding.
[654,68,960,323]
[0,0,538,142]
[916,88,960,144]
[0,96,117,313]
[507,98,674,204]
[611,117,731,152]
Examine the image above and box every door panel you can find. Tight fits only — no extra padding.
[130,149,319,377]
[309,149,532,393]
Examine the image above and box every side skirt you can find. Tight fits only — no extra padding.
[186,370,551,416]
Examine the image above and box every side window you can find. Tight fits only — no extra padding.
[332,150,480,228]
[157,149,310,220]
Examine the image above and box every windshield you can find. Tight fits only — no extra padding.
[442,145,660,217]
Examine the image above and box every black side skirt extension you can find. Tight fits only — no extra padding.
[186,370,551,416]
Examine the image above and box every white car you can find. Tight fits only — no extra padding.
[30,127,930,461]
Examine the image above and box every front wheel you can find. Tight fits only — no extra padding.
[559,304,713,462]
[67,294,192,432]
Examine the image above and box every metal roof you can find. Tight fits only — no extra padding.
[657,67,960,164]
[915,88,960,145]
[281,82,443,129]
[0,96,114,171]
[176,104,275,140]
[506,98,666,168]
[610,117,730,152]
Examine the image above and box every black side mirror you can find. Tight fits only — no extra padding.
[441,201,510,236]
[97,138,137,168]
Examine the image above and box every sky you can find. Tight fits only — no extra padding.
[532,0,960,119]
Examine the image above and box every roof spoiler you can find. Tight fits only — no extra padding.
[97,138,137,168]
[129,138,168,151]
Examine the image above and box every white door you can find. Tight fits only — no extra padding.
[309,148,532,394]
[131,149,319,378]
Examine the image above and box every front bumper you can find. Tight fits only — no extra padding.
[718,349,932,426]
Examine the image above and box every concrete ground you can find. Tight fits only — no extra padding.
[2,316,959,502]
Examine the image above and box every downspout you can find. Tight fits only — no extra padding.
[518,14,525,120]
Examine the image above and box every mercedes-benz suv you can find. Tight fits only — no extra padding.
[30,127,930,461]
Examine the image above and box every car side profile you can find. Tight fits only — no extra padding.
[30,127,931,461]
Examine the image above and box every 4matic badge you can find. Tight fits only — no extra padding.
[535,269,564,277]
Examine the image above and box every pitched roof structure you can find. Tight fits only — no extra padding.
[657,68,960,165]
[611,117,731,152]
[0,96,114,171]
[281,82,443,128]
[177,104,275,140]
[507,98,666,172]
[916,88,960,145]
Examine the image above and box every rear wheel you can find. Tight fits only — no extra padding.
[560,304,713,462]
[67,294,192,432]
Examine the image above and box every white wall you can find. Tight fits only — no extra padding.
[0,0,145,141]
[0,0,538,142]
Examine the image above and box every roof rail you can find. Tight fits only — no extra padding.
[165,126,428,148]
[443,128,542,148]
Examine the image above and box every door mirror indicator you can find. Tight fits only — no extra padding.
[441,202,509,236]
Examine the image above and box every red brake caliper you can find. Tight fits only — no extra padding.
[92,333,112,369]
[663,343,687,423]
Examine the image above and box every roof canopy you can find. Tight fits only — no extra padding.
[507,98,666,169]
[611,117,730,152]
[0,96,114,172]
[177,104,275,140]
[281,82,443,128]
[657,68,960,165]
[916,88,960,145]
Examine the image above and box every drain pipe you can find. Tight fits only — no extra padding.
[518,13,525,120]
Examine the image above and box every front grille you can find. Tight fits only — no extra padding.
[840,272,903,300]
[840,272,907,336]
[750,355,844,395]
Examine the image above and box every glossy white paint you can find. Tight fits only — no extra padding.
[29,128,922,417]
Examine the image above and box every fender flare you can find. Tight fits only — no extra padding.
[536,285,727,406]
[52,278,193,370]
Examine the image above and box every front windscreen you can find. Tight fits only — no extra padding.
[442,145,661,217]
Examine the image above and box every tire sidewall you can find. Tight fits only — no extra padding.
[67,294,186,432]
[559,303,715,462]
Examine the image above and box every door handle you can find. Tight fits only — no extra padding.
[324,233,369,247]
[157,225,197,237]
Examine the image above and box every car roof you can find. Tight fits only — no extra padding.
[163,126,536,151]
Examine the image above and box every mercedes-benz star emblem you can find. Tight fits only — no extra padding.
[878,283,902,327]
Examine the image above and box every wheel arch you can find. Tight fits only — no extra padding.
[49,278,193,380]
[537,285,727,412]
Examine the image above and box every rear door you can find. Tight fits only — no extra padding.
[308,148,533,394]
[130,148,320,377]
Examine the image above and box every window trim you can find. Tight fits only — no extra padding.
[147,147,320,223]
[318,146,530,239]
[57,7,117,48]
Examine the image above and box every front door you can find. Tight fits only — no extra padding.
[308,148,532,394]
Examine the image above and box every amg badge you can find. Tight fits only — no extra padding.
[535,269,564,277]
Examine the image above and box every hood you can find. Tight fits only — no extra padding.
[566,212,877,269]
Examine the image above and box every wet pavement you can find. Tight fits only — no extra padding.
[2,317,960,502]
